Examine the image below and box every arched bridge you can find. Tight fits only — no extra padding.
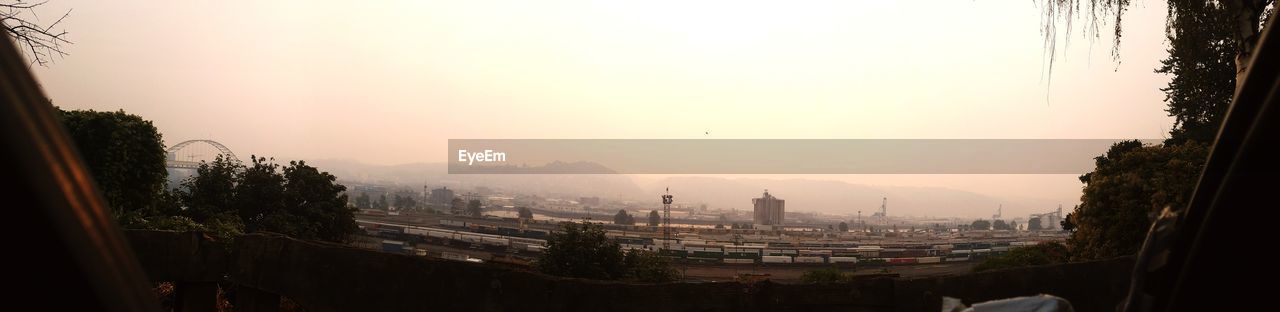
[166,139,240,169]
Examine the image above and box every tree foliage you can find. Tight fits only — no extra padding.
[622,250,679,283]
[517,207,534,219]
[838,221,849,232]
[1159,0,1241,145]
[393,195,417,210]
[58,109,168,216]
[279,159,357,242]
[374,194,388,210]
[1068,141,1208,260]
[536,222,626,280]
[537,222,677,282]
[58,108,358,243]
[465,199,483,217]
[970,220,991,231]
[1061,211,1078,232]
[992,219,1011,231]
[1041,1,1247,261]
[1028,217,1044,231]
[162,155,356,243]
[190,156,358,243]
[800,268,852,284]
[355,193,371,209]
[973,242,1071,272]
[234,156,286,232]
[177,155,237,222]
[613,210,636,225]
[648,210,660,226]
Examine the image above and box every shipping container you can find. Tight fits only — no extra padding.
[405,228,429,236]
[764,249,799,256]
[427,230,453,240]
[380,240,407,254]
[459,234,484,244]
[496,227,521,236]
[794,256,825,263]
[481,237,509,247]
[762,256,793,263]
[860,258,887,265]
[829,257,858,264]
[723,258,755,264]
[832,249,862,257]
[799,250,833,257]
[888,258,918,264]
[917,257,942,264]
[525,230,549,239]
[659,249,688,257]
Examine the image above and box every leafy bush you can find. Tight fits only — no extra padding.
[623,250,679,283]
[800,268,851,284]
[972,242,1070,272]
[1068,141,1207,260]
[537,221,677,282]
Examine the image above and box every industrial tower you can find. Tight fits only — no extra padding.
[872,197,887,217]
[661,188,674,251]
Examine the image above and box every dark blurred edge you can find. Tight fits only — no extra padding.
[1128,15,1280,312]
[1,36,161,310]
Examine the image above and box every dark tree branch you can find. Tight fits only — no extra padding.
[2,1,72,66]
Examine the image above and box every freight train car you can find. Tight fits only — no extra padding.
[829,257,858,264]
[761,255,793,264]
[793,256,825,264]
[685,244,726,262]
[724,246,764,263]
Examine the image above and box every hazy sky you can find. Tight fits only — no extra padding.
[29,1,1178,212]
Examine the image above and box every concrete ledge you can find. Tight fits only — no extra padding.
[125,231,1134,312]
[228,233,897,312]
[124,230,230,282]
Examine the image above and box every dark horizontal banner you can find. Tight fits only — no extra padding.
[447,139,1154,174]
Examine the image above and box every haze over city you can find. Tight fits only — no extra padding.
[31,0,1181,218]
[9,0,1269,309]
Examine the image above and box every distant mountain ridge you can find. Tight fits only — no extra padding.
[305,159,1064,218]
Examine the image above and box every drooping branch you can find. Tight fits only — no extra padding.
[1036,0,1132,81]
[1038,0,1272,92]
[2,1,73,66]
